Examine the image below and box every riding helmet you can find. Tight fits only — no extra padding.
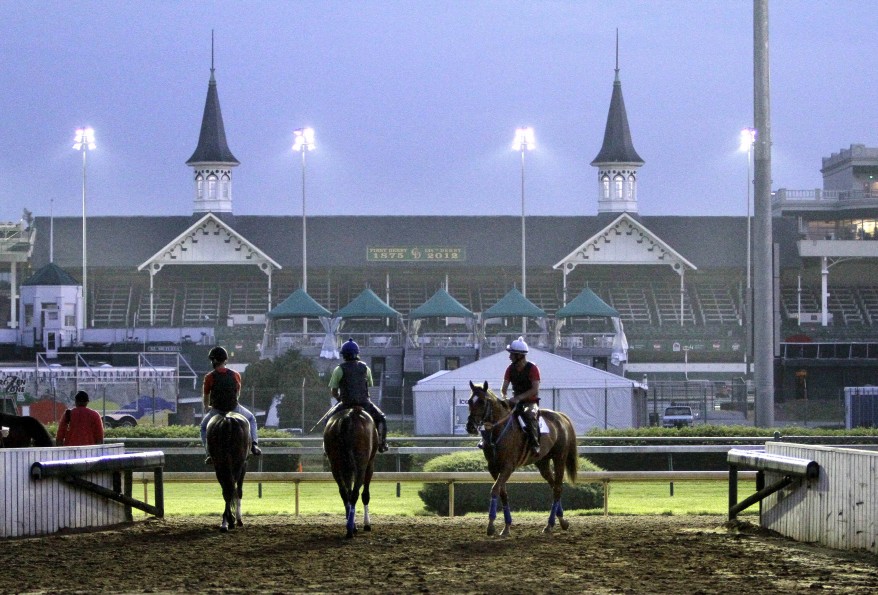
[340,338,360,359]
[74,390,90,403]
[506,336,529,354]
[208,346,229,363]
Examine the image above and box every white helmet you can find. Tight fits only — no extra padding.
[506,336,529,354]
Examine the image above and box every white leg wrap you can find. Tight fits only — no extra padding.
[363,504,371,526]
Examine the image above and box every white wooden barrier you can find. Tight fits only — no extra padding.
[1,444,127,538]
[761,442,878,554]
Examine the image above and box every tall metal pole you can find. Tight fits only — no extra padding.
[746,138,753,378]
[81,145,88,331]
[753,0,775,427]
[520,146,527,335]
[301,146,308,336]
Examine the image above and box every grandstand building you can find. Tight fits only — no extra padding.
[2,58,877,416]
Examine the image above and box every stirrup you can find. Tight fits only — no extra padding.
[251,444,262,456]
[378,442,389,453]
[204,455,213,465]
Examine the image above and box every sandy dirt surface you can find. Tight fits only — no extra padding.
[2,514,876,594]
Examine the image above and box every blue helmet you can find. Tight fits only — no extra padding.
[340,338,360,359]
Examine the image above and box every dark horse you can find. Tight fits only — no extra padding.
[323,406,378,538]
[467,381,578,536]
[206,411,251,532]
[0,412,54,448]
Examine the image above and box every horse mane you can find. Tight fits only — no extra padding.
[478,387,512,413]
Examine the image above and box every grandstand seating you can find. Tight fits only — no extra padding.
[607,284,653,325]
[692,282,740,325]
[780,284,820,321]
[91,284,134,327]
[651,283,696,326]
[227,283,269,317]
[858,286,878,325]
[828,286,864,326]
[182,283,220,325]
[135,288,178,326]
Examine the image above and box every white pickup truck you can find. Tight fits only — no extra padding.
[662,405,695,428]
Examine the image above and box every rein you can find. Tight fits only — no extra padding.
[475,392,515,453]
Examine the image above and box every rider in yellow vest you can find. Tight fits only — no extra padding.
[327,339,389,453]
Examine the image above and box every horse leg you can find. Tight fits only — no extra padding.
[499,483,513,538]
[235,466,245,527]
[362,462,374,532]
[488,469,513,537]
[540,453,569,533]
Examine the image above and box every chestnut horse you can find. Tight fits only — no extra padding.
[0,412,54,448]
[466,381,578,536]
[323,406,378,538]
[206,411,251,532]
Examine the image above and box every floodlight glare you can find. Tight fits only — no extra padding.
[293,127,315,152]
[512,127,535,151]
[73,127,96,151]
[739,128,756,153]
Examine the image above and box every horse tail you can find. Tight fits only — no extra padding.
[339,411,358,482]
[563,414,578,484]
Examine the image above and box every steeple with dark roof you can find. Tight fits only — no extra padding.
[591,31,644,214]
[187,33,239,215]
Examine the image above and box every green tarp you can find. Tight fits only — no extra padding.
[335,288,400,318]
[409,288,475,319]
[267,288,331,318]
[555,288,619,318]
[482,288,546,318]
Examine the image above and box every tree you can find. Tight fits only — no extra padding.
[242,350,328,432]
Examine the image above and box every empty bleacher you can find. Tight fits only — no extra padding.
[227,283,269,317]
[182,283,220,325]
[692,282,740,325]
[607,284,653,325]
[91,284,134,327]
[651,283,696,326]
[780,284,820,321]
[135,288,178,326]
[858,286,878,325]
[828,286,864,326]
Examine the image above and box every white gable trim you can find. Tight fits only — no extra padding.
[137,213,281,273]
[552,213,696,274]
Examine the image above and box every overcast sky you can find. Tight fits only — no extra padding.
[0,1,875,223]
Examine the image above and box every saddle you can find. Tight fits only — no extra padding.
[515,413,548,435]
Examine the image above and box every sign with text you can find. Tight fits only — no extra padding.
[367,246,466,262]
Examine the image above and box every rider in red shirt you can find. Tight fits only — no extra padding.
[501,337,541,456]
[56,391,104,446]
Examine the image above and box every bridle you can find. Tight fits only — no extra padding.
[468,389,514,448]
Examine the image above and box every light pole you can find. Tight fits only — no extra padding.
[73,127,95,333]
[739,128,756,378]
[512,127,535,335]
[293,127,315,334]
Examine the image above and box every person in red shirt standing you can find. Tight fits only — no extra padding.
[501,337,541,457]
[56,390,104,446]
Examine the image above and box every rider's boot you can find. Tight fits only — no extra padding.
[529,424,541,457]
[377,419,389,453]
[251,442,262,456]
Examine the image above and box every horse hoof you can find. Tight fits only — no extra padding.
[220,526,228,533]
[542,525,553,534]
[364,524,372,532]
[236,520,244,528]
[499,526,511,538]
[346,531,354,539]
[559,518,570,531]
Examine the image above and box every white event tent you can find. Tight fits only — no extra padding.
[412,348,646,435]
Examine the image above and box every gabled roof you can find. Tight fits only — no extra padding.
[267,288,331,319]
[410,288,474,319]
[591,70,643,165]
[483,288,546,318]
[556,288,619,318]
[186,68,239,165]
[137,213,281,272]
[22,262,78,286]
[335,288,400,318]
[553,213,697,273]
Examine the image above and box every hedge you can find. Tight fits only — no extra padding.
[418,451,604,516]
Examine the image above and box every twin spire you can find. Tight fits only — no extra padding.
[184,31,641,216]
[591,30,643,214]
[188,31,238,214]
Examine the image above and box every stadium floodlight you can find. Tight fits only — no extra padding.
[740,127,756,377]
[73,127,95,335]
[294,127,315,334]
[513,126,535,335]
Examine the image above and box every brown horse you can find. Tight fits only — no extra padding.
[467,381,578,536]
[0,412,54,448]
[206,411,251,532]
[323,406,378,538]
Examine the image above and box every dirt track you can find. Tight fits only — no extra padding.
[2,515,876,594]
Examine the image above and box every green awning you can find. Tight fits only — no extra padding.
[555,288,619,318]
[267,288,331,319]
[409,288,475,319]
[483,288,546,318]
[335,288,400,318]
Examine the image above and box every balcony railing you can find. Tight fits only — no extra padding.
[773,188,878,203]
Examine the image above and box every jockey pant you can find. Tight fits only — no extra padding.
[515,401,540,450]
[201,404,259,451]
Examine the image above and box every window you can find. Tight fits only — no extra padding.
[207,174,217,199]
[627,175,635,200]
[601,175,610,199]
[195,174,204,199]
[445,357,460,371]
[614,175,624,198]
[64,315,76,327]
[222,174,230,199]
[24,304,33,327]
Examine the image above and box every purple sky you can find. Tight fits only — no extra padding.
[1,1,875,223]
